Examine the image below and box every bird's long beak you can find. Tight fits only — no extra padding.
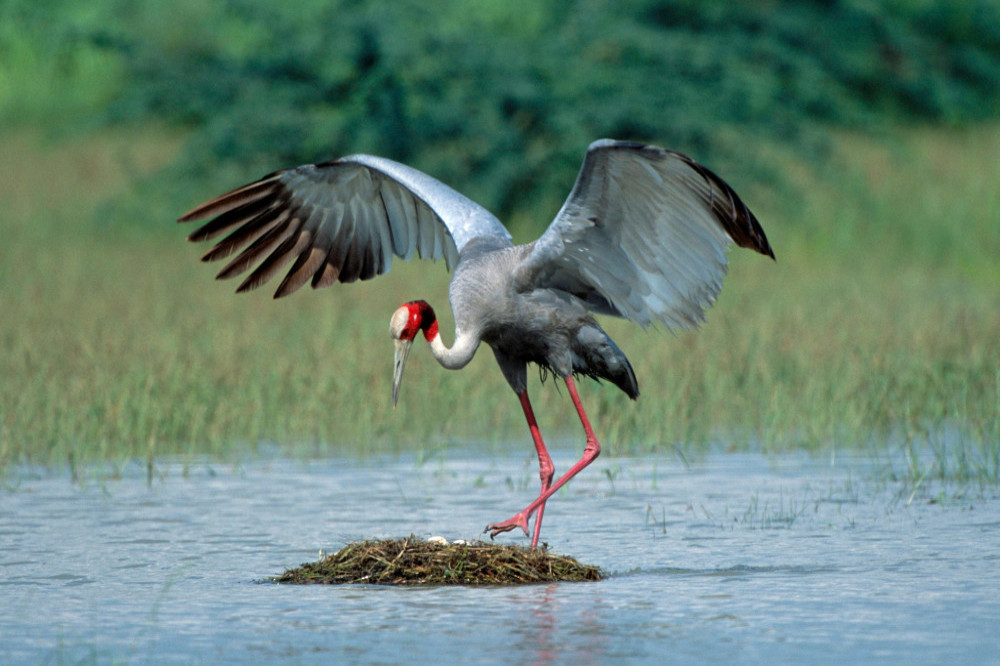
[392,339,413,408]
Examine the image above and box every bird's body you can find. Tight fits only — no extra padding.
[448,240,638,398]
[180,139,773,548]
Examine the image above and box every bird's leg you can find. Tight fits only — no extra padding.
[517,389,554,549]
[486,377,601,545]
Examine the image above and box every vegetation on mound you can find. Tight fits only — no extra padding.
[270,536,603,585]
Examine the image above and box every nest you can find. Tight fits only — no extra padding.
[270,536,603,585]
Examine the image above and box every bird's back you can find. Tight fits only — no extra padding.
[449,242,638,399]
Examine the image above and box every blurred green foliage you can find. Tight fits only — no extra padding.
[3,0,1000,222]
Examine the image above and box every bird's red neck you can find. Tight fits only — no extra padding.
[401,300,439,342]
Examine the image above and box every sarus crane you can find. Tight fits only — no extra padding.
[179,139,774,548]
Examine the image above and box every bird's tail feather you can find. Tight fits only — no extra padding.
[571,325,639,400]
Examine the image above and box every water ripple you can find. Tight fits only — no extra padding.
[1,452,998,664]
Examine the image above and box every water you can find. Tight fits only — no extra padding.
[2,450,999,664]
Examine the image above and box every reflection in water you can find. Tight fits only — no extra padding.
[525,585,560,665]
[1,452,999,663]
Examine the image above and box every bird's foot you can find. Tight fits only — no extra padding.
[484,511,531,540]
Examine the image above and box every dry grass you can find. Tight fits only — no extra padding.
[269,536,603,585]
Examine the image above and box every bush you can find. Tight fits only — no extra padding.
[6,0,1000,225]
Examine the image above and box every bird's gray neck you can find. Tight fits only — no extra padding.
[428,329,480,370]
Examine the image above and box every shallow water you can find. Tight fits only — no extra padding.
[2,450,999,664]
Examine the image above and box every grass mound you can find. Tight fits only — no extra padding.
[270,536,603,585]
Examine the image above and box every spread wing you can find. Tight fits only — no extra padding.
[178,154,512,297]
[514,140,774,329]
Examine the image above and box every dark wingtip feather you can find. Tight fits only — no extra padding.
[737,205,775,261]
[612,143,776,262]
[230,228,312,295]
[273,247,328,299]
[681,155,775,261]
[235,279,258,294]
[177,174,282,223]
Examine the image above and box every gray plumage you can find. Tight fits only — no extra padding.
[179,139,773,400]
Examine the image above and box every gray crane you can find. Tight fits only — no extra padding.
[179,139,774,548]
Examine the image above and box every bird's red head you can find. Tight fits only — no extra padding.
[389,300,438,408]
[389,300,438,342]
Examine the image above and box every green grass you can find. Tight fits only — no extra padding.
[1,124,997,477]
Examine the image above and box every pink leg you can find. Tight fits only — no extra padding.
[486,377,601,546]
[517,389,554,549]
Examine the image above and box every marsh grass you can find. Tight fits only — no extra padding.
[738,491,810,530]
[1,125,997,476]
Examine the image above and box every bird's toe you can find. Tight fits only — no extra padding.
[484,513,530,539]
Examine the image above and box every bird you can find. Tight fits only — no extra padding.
[178,139,774,549]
